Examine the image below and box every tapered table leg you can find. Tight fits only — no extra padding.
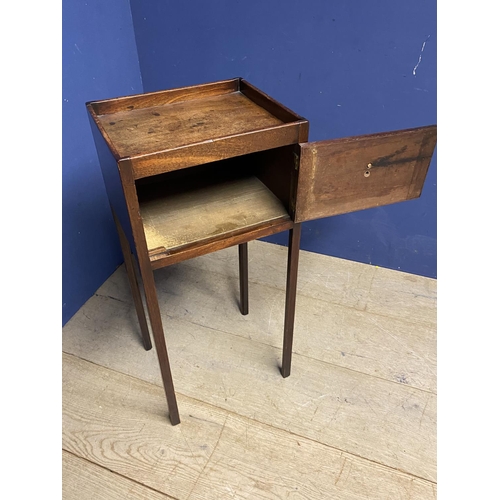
[139,269,181,425]
[281,223,302,378]
[114,213,152,351]
[116,162,180,425]
[238,243,249,315]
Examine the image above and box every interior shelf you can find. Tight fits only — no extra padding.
[138,175,290,257]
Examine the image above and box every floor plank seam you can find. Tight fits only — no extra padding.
[94,271,437,395]
[169,315,437,396]
[154,255,437,326]
[63,352,436,485]
[190,242,436,285]
[170,392,437,485]
[76,294,437,396]
[63,448,181,500]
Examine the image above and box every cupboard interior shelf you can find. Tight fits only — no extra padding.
[138,173,290,259]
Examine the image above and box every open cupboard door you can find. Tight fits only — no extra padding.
[293,125,437,222]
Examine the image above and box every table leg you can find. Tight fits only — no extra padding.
[238,243,249,315]
[281,222,301,378]
[114,214,152,351]
[117,162,180,425]
[139,267,181,425]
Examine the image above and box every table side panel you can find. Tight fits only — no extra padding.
[88,115,135,252]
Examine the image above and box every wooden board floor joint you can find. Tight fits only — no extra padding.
[63,241,436,499]
[63,352,436,486]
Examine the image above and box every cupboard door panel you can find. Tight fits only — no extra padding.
[294,125,436,222]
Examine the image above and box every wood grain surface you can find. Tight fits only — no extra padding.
[63,244,436,482]
[295,126,437,222]
[180,242,437,327]
[63,241,437,498]
[88,79,307,178]
[63,354,436,499]
[81,76,437,498]
[98,92,283,158]
[62,451,174,500]
[129,122,303,179]
[88,78,239,115]
[139,176,290,254]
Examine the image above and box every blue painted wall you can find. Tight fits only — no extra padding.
[63,0,436,324]
[130,0,437,277]
[62,0,143,325]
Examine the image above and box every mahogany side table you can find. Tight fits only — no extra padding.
[87,78,437,425]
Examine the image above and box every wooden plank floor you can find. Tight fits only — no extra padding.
[62,240,436,500]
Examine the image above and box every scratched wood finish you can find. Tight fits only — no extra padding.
[97,92,283,158]
[87,78,308,179]
[63,354,436,499]
[139,176,290,255]
[295,125,437,222]
[62,452,173,500]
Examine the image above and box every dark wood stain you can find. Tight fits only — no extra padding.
[87,78,436,426]
[295,125,437,222]
[372,145,408,167]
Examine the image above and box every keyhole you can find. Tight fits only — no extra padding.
[364,171,371,177]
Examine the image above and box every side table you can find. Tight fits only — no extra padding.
[87,77,437,425]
